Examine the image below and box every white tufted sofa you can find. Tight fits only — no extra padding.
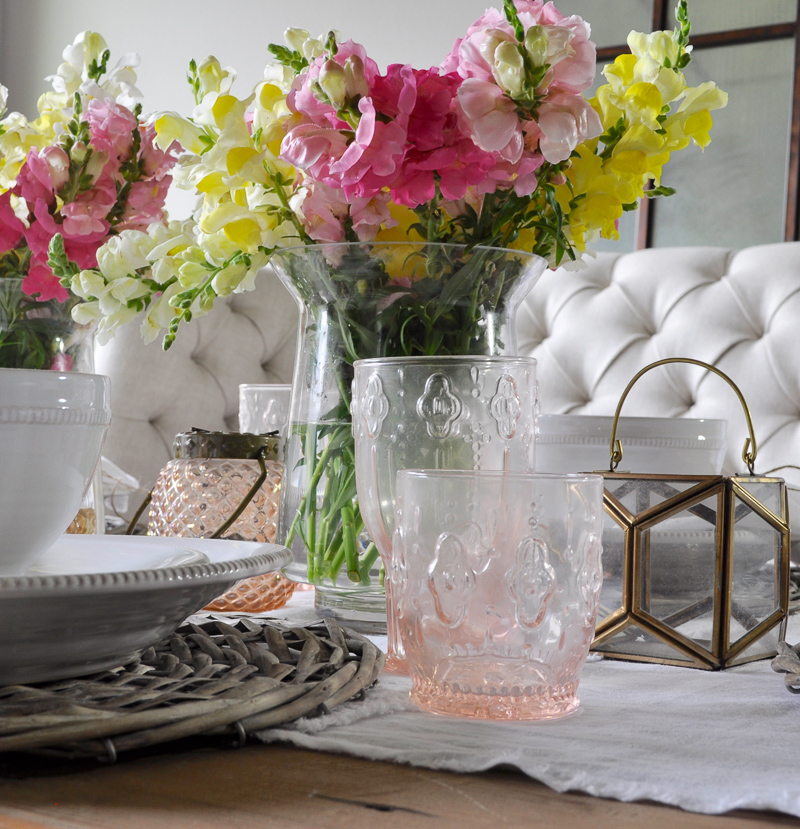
[516,241,800,483]
[95,241,800,503]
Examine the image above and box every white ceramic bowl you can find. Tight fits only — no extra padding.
[0,534,291,684]
[0,368,111,573]
[537,414,727,475]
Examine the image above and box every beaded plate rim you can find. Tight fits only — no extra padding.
[0,537,291,595]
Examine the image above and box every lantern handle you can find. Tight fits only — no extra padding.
[609,357,757,475]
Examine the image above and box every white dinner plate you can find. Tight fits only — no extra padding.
[0,534,291,685]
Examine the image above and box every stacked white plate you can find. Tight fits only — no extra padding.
[0,535,290,685]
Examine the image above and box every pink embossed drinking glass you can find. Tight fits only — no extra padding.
[352,356,538,672]
[393,469,604,720]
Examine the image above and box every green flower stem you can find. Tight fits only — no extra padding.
[358,543,380,584]
[284,431,333,548]
[324,526,346,582]
[341,504,360,582]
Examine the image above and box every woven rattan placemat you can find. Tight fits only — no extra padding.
[0,616,385,762]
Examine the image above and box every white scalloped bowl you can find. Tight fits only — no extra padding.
[0,368,111,574]
[537,414,727,474]
[0,534,292,684]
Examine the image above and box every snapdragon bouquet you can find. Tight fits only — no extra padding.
[50,0,727,594]
[0,32,177,370]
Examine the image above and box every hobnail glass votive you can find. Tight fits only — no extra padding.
[239,384,292,436]
[352,355,538,671]
[393,469,604,720]
[148,430,297,612]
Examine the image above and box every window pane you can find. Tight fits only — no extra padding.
[565,0,652,49]
[651,40,793,248]
[670,0,796,34]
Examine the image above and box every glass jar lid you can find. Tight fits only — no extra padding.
[173,428,281,460]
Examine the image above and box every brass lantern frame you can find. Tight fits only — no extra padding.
[590,359,791,670]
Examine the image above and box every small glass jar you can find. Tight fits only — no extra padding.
[147,429,297,611]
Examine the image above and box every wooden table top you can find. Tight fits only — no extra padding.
[0,743,798,829]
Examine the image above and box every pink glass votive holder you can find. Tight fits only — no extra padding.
[393,469,604,720]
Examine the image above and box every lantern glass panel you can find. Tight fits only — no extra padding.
[598,515,625,623]
[638,494,720,649]
[739,480,784,518]
[606,477,707,515]
[730,626,783,666]
[729,494,783,647]
[592,623,698,663]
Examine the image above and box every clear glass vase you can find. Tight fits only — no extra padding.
[0,278,94,372]
[270,242,546,629]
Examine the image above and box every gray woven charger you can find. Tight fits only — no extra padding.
[0,616,385,761]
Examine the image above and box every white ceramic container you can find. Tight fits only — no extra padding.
[0,368,111,573]
[537,414,727,475]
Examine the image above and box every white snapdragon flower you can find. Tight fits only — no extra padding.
[196,57,236,98]
[211,261,248,296]
[94,305,141,345]
[628,30,686,67]
[47,31,142,106]
[96,230,154,281]
[284,28,331,61]
[146,219,196,261]
[71,269,108,301]
[141,281,183,344]
[234,251,270,294]
[0,83,7,117]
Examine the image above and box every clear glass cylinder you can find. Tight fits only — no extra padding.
[270,242,546,626]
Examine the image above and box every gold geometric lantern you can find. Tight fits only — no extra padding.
[591,359,790,670]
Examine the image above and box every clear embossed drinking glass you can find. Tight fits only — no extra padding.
[352,356,538,672]
[394,469,604,720]
[239,384,293,436]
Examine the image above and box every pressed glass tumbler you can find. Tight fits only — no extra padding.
[393,469,604,720]
[239,384,293,436]
[352,355,538,671]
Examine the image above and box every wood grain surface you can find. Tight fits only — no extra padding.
[0,744,798,829]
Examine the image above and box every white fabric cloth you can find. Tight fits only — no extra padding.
[257,601,800,818]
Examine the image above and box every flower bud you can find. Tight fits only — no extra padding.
[494,42,525,98]
[284,28,311,53]
[70,141,89,164]
[344,55,369,100]
[319,59,347,108]
[479,28,514,68]
[524,25,548,67]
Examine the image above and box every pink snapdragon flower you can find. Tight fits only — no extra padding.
[0,193,25,254]
[532,93,603,163]
[444,2,596,93]
[85,98,138,158]
[118,177,172,231]
[443,0,601,179]
[350,191,395,240]
[455,78,523,162]
[296,181,349,243]
[22,258,69,302]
